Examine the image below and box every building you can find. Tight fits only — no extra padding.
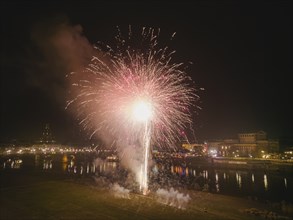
[206,131,279,158]
[181,142,208,155]
[39,124,55,144]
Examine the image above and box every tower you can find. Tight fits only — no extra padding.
[40,123,55,144]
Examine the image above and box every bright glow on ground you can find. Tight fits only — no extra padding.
[132,100,153,122]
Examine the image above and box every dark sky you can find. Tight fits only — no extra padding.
[1,0,292,143]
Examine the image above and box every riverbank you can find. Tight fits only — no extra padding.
[1,170,292,220]
[177,157,293,172]
[210,157,293,172]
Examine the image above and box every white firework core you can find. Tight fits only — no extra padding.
[132,100,153,122]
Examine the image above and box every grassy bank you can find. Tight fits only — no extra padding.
[0,171,291,220]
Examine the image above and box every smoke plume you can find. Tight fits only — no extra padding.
[27,15,93,104]
[156,188,191,209]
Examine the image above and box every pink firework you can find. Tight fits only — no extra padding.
[66,27,199,148]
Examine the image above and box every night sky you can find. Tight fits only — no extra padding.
[1,1,292,143]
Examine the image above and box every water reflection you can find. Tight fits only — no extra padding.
[35,155,40,167]
[63,157,117,176]
[236,172,242,189]
[67,161,95,175]
[170,164,292,202]
[2,158,22,169]
[62,154,68,163]
[43,159,52,170]
[1,154,292,203]
[264,174,268,191]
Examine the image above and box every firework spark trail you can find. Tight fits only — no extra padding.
[66,27,199,193]
[142,121,151,195]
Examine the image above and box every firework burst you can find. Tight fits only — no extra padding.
[67,27,199,193]
[67,27,198,146]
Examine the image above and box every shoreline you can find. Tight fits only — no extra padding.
[1,170,292,220]
[168,156,293,172]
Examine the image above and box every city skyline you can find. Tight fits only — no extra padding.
[1,1,292,143]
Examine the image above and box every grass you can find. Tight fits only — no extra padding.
[0,171,290,220]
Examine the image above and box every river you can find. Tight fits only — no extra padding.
[1,153,292,204]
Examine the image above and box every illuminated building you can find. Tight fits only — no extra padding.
[39,123,55,144]
[206,131,279,158]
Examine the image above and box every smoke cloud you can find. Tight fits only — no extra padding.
[27,15,94,104]
[111,183,130,199]
[156,188,191,209]
[28,17,149,183]
[117,141,145,185]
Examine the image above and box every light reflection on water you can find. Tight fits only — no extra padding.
[169,165,290,191]
[169,164,292,202]
[43,160,52,170]
[236,172,242,189]
[1,154,292,203]
[264,174,268,191]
